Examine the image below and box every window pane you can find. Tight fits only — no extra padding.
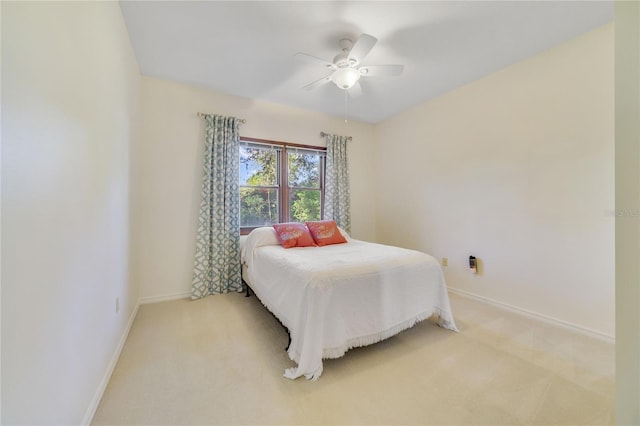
[288,152,319,188]
[289,189,321,222]
[240,146,277,186]
[240,188,279,227]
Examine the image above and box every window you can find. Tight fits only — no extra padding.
[239,138,325,233]
[239,143,279,227]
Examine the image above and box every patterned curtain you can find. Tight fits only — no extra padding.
[323,133,351,234]
[191,115,243,299]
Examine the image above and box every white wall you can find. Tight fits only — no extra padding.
[375,24,614,337]
[136,77,376,300]
[1,2,140,424]
[615,2,640,423]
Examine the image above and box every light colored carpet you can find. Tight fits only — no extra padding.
[92,292,614,425]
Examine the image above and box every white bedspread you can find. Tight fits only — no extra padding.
[241,228,458,380]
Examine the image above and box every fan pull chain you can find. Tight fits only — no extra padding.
[344,89,349,124]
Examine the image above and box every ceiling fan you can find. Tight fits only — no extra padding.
[295,33,404,97]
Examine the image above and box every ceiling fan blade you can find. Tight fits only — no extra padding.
[302,74,333,91]
[359,64,404,77]
[294,53,335,69]
[347,34,377,64]
[348,81,362,98]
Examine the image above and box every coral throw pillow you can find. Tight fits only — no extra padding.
[272,223,316,248]
[305,220,348,246]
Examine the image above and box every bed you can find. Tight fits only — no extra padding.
[240,226,458,381]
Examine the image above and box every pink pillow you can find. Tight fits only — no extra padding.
[305,220,348,246]
[272,223,316,248]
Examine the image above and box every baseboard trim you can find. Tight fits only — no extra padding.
[81,291,190,424]
[139,291,192,305]
[448,287,615,343]
[81,300,140,425]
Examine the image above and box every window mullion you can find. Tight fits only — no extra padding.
[280,148,289,223]
[320,156,325,220]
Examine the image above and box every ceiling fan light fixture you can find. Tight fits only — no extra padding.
[332,67,361,90]
[296,33,404,94]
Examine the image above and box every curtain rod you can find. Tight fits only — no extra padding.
[320,131,352,141]
[197,112,246,124]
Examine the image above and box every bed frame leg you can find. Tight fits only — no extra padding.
[242,279,251,298]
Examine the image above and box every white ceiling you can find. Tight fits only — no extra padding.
[119,1,613,124]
